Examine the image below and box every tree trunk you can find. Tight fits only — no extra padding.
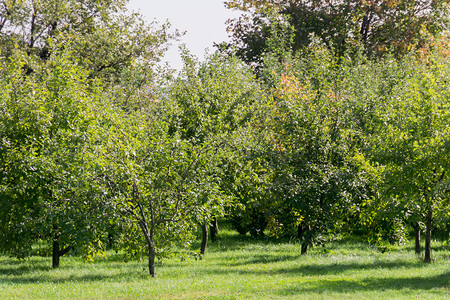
[297,222,304,239]
[412,222,421,255]
[299,222,311,255]
[52,239,60,269]
[52,236,72,269]
[138,218,157,277]
[142,232,156,277]
[424,209,432,263]
[360,11,373,44]
[200,223,208,256]
[301,242,308,255]
[148,244,156,277]
[134,185,157,277]
[210,218,218,241]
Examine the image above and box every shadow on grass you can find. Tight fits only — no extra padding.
[2,272,149,285]
[209,233,303,257]
[222,253,300,265]
[2,267,150,285]
[278,270,450,295]
[205,256,427,276]
[0,256,151,285]
[276,259,427,276]
[0,258,51,276]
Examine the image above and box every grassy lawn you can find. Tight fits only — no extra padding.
[1,227,449,299]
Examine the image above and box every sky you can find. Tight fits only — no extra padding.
[127,0,240,71]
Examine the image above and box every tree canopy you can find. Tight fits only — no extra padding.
[224,0,450,65]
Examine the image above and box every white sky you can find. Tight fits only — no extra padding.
[127,0,240,71]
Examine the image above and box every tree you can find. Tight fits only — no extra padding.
[0,1,176,268]
[0,49,115,267]
[95,105,229,277]
[253,46,371,252]
[224,0,450,65]
[79,51,262,277]
[331,48,415,247]
[0,0,175,98]
[348,38,450,259]
[164,51,264,250]
[369,50,450,262]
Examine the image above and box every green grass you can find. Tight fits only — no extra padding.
[1,227,449,299]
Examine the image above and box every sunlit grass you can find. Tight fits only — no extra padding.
[1,225,449,299]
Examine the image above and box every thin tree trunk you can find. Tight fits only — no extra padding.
[200,223,208,256]
[424,209,432,263]
[412,222,421,255]
[213,218,219,233]
[52,235,72,269]
[297,222,304,239]
[423,171,445,262]
[148,244,156,277]
[415,229,421,255]
[143,229,156,277]
[52,239,60,269]
[107,232,114,250]
[360,11,373,44]
[134,184,157,277]
[299,222,311,255]
[301,242,308,255]
[210,218,218,241]
[138,219,157,277]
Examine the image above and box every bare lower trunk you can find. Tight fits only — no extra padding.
[210,218,218,241]
[200,223,208,256]
[299,221,311,255]
[424,209,432,263]
[52,239,60,269]
[412,222,421,255]
[107,232,114,250]
[146,238,156,277]
[148,244,156,277]
[138,219,157,277]
[297,222,304,240]
[134,184,158,277]
[52,233,72,269]
[415,228,421,255]
[301,242,308,255]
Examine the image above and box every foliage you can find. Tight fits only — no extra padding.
[257,46,371,248]
[0,49,113,262]
[0,0,178,271]
[164,51,269,235]
[1,0,449,273]
[368,48,450,260]
[0,0,175,98]
[166,50,261,142]
[89,52,265,276]
[224,0,450,65]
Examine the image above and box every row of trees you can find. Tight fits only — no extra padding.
[1,0,449,277]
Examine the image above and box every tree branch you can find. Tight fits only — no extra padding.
[59,245,73,257]
[28,6,37,48]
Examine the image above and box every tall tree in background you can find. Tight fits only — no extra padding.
[224,0,450,65]
[0,0,175,98]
